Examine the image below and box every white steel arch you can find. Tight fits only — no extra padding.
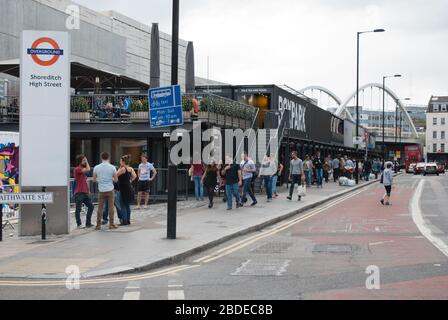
[335,83,419,139]
[299,85,342,106]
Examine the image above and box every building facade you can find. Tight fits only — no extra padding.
[0,0,189,89]
[426,96,448,163]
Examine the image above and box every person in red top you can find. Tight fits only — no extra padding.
[190,157,205,201]
[74,155,95,229]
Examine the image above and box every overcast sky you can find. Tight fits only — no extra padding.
[75,0,448,105]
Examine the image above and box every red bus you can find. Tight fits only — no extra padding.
[405,145,423,172]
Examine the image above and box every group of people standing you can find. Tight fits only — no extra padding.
[192,153,284,211]
[73,152,157,230]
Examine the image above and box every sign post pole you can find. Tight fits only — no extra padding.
[41,187,46,240]
[0,200,3,242]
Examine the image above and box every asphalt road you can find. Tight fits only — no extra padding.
[1,174,448,300]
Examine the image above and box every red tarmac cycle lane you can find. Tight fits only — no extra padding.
[288,176,448,300]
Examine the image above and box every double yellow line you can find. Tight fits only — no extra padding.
[0,185,370,287]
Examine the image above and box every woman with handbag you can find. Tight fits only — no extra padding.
[117,155,137,226]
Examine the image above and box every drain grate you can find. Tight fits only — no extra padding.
[251,242,295,254]
[313,244,357,254]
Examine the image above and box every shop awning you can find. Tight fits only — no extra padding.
[0,59,149,91]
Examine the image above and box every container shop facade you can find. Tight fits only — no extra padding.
[196,84,381,165]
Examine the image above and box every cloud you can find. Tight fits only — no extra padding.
[74,0,448,104]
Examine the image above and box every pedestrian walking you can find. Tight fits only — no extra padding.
[240,152,258,206]
[222,156,243,211]
[73,155,95,229]
[272,161,284,198]
[380,162,394,206]
[287,151,304,201]
[117,155,137,226]
[191,157,205,201]
[332,156,340,182]
[202,161,218,209]
[364,158,372,181]
[313,152,324,187]
[93,152,119,230]
[323,156,331,185]
[259,154,277,202]
[303,155,313,187]
[136,154,157,210]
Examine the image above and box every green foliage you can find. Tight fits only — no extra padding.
[183,97,193,112]
[71,97,88,112]
[130,99,148,112]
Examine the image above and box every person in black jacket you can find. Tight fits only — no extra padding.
[364,158,373,181]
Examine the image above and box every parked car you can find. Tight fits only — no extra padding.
[424,163,439,176]
[407,163,416,174]
[414,162,426,175]
[437,163,446,174]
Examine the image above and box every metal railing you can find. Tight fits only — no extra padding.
[1,93,258,129]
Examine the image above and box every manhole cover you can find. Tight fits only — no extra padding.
[251,242,294,254]
[313,244,357,254]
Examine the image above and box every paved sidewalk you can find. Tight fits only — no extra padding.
[0,178,380,279]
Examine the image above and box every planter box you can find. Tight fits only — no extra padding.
[131,111,148,121]
[71,112,90,122]
[217,114,225,126]
[225,117,234,127]
[198,111,209,121]
[208,112,218,124]
[183,111,191,122]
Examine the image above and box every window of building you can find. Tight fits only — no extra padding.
[442,131,446,140]
[433,144,438,153]
[434,118,438,125]
[442,118,446,125]
[433,104,440,112]
[442,105,447,112]
[433,131,437,139]
[442,144,446,153]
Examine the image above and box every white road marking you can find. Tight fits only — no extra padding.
[123,291,141,300]
[123,281,141,300]
[369,240,395,246]
[411,179,448,258]
[168,290,185,300]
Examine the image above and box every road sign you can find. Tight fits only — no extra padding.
[149,85,183,128]
[0,192,54,204]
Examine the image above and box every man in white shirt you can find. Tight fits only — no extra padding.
[93,152,119,230]
[240,152,257,206]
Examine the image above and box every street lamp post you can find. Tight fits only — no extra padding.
[382,74,402,165]
[167,0,179,240]
[355,29,385,184]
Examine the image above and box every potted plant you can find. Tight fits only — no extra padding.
[71,97,90,121]
[182,97,193,121]
[130,98,149,121]
[199,98,210,121]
